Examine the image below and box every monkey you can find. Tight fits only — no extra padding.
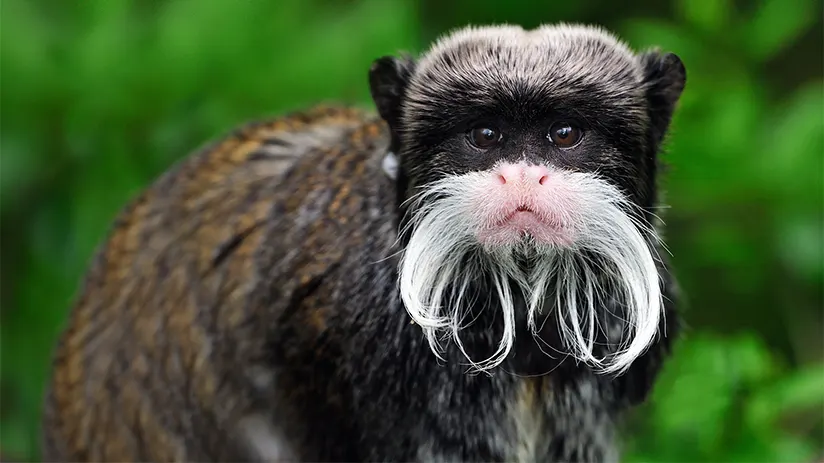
[40,22,686,462]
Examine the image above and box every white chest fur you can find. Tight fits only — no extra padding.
[508,380,547,462]
[236,413,298,462]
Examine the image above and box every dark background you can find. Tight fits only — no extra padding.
[2,0,822,461]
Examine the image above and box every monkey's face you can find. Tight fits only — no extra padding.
[400,25,660,251]
[370,24,685,373]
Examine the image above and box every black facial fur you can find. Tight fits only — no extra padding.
[368,54,417,155]
[368,54,417,230]
[369,24,686,216]
[638,50,687,209]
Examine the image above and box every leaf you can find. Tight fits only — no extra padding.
[729,333,781,383]
[776,216,824,281]
[746,363,824,429]
[632,333,784,459]
[0,136,43,215]
[645,335,739,454]
[675,0,733,34]
[619,18,707,71]
[741,0,819,62]
[753,80,824,202]
[767,435,820,463]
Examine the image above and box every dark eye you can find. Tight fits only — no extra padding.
[468,127,502,149]
[548,122,583,148]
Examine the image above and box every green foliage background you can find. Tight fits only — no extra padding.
[1,0,822,461]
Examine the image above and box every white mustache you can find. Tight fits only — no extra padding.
[397,167,666,375]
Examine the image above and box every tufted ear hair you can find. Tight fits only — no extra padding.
[634,49,685,209]
[638,49,687,151]
[368,54,417,145]
[368,54,418,232]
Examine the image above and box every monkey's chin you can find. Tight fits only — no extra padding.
[476,210,575,250]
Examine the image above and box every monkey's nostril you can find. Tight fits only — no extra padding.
[498,174,507,185]
[539,175,549,185]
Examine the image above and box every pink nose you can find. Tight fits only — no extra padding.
[496,163,551,186]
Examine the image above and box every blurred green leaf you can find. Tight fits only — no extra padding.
[675,0,732,34]
[619,18,707,69]
[0,136,43,214]
[754,81,824,202]
[767,434,821,463]
[742,0,819,62]
[625,333,823,462]
[746,364,824,429]
[777,216,824,282]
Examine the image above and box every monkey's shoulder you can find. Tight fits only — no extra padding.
[60,103,389,339]
[41,104,391,461]
[84,103,384,283]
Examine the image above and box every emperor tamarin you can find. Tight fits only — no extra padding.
[41,22,687,462]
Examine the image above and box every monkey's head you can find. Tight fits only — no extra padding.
[369,24,686,375]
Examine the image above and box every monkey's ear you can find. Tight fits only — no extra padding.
[369,55,417,132]
[639,50,686,149]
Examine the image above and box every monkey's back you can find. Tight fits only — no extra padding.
[40,105,390,462]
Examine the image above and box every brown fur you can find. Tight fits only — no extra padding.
[41,106,384,462]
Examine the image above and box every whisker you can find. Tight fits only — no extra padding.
[397,167,666,375]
